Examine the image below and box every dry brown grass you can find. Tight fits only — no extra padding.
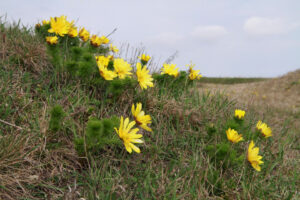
[0,24,50,75]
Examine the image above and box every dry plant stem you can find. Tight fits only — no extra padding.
[0,118,23,130]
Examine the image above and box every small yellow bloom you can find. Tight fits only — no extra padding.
[226,128,243,143]
[90,35,102,47]
[161,63,179,77]
[247,141,264,171]
[68,27,78,37]
[136,63,154,90]
[114,116,143,154]
[42,20,50,25]
[110,44,119,53]
[235,109,246,120]
[99,36,110,44]
[113,58,132,79]
[138,54,151,63]
[79,27,90,42]
[48,15,72,37]
[95,55,110,67]
[256,121,272,138]
[188,66,202,80]
[132,103,152,132]
[46,36,58,45]
[98,64,117,80]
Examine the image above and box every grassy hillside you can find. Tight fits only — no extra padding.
[0,18,299,199]
[198,77,268,84]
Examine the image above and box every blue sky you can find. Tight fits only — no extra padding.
[1,0,300,77]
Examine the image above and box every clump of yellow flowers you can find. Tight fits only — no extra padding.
[114,103,152,154]
[46,36,58,45]
[247,141,264,171]
[187,62,202,80]
[256,121,272,138]
[113,58,133,79]
[114,116,144,154]
[138,54,151,65]
[161,63,179,77]
[234,109,246,120]
[79,27,90,42]
[136,63,154,90]
[110,44,119,53]
[48,15,73,37]
[226,128,243,143]
[132,103,152,132]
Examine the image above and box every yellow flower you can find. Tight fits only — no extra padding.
[256,121,272,138]
[114,116,143,153]
[113,58,132,79]
[79,27,90,42]
[46,36,58,45]
[247,141,264,171]
[188,66,202,80]
[98,64,117,80]
[110,44,119,53]
[226,128,243,143]
[90,35,102,47]
[48,15,72,37]
[161,63,179,77]
[99,36,110,44]
[235,109,246,120]
[68,27,78,37]
[95,55,110,67]
[136,63,154,90]
[138,54,151,63]
[42,20,50,25]
[131,103,152,132]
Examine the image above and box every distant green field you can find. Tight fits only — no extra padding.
[198,77,269,84]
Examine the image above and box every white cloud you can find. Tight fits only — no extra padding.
[243,17,299,36]
[191,25,228,41]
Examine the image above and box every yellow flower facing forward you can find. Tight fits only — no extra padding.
[79,27,90,42]
[68,26,78,37]
[113,58,132,79]
[90,35,102,47]
[98,64,117,80]
[138,54,151,63]
[226,128,243,143]
[256,121,272,138]
[131,103,152,132]
[110,44,119,53]
[136,63,154,90]
[188,66,202,80]
[235,109,246,120]
[42,20,50,25]
[161,63,179,77]
[46,36,58,45]
[96,55,110,68]
[247,141,264,171]
[48,15,72,37]
[114,116,144,153]
[99,36,110,44]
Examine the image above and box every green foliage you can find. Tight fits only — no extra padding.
[225,118,240,130]
[205,143,244,169]
[75,116,121,155]
[106,77,137,98]
[49,105,65,132]
[153,71,194,99]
